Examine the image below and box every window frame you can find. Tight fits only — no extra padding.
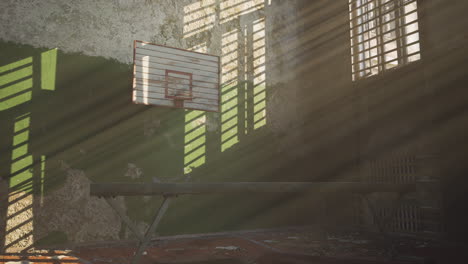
[349,0,421,81]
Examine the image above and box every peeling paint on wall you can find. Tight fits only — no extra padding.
[124,163,143,180]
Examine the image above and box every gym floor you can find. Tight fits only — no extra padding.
[2,227,466,264]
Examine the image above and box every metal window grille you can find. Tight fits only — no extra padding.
[376,203,422,233]
[366,154,422,233]
[368,154,417,184]
[349,0,421,81]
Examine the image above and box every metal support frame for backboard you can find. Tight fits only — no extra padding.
[91,182,416,264]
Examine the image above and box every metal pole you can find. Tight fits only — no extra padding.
[131,197,171,264]
[105,197,145,242]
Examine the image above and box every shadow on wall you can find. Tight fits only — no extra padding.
[0,0,282,249]
[0,42,175,251]
[0,49,57,252]
[0,34,278,249]
[4,0,459,248]
[182,0,268,175]
[291,0,468,238]
[160,0,330,234]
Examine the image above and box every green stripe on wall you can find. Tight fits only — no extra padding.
[41,49,57,91]
[0,57,32,74]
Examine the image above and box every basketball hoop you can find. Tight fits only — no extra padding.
[174,98,184,108]
[164,70,193,109]
[132,40,220,112]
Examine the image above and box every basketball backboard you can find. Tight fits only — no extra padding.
[132,40,220,112]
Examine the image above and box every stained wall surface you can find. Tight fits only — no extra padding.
[2,0,467,251]
[0,0,313,251]
[294,0,468,241]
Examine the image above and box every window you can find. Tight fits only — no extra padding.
[349,0,421,80]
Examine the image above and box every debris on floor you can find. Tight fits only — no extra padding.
[1,228,467,264]
[215,246,241,251]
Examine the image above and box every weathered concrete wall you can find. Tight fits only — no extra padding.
[292,0,468,240]
[0,0,182,64]
[0,0,301,152]
[0,0,307,251]
[0,0,296,84]
[420,0,468,242]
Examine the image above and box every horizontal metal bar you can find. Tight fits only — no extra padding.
[349,0,417,26]
[350,6,418,33]
[350,18,419,49]
[90,182,416,197]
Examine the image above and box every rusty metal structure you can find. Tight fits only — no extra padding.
[358,154,442,236]
[90,181,418,264]
[90,182,416,196]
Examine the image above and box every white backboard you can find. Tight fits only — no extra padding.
[132,40,220,112]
